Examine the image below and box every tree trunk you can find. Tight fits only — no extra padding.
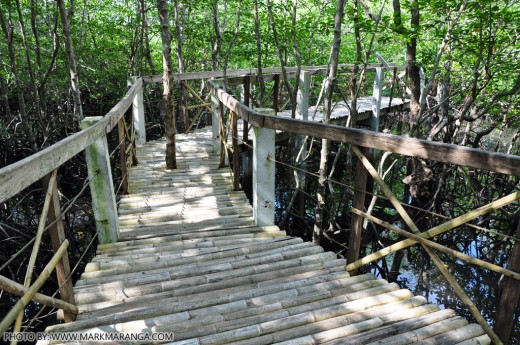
[173,0,188,133]
[314,0,346,244]
[253,0,265,106]
[0,5,38,152]
[266,0,295,116]
[157,0,177,169]
[57,0,83,124]
[140,0,155,75]
[349,0,363,124]
[406,3,421,136]
[15,0,44,133]
[211,0,222,71]
[495,220,520,344]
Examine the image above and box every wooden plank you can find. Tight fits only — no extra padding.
[208,81,520,176]
[0,78,142,204]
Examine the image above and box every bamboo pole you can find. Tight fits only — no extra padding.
[118,118,129,194]
[243,76,250,142]
[0,274,78,314]
[181,80,212,112]
[186,103,211,110]
[12,170,58,336]
[352,208,520,281]
[45,173,76,323]
[231,111,240,191]
[347,190,520,271]
[0,240,69,335]
[218,101,227,168]
[348,147,368,268]
[350,145,504,345]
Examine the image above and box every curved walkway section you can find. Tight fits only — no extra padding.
[38,128,490,345]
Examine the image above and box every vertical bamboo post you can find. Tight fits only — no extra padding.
[44,173,76,323]
[243,76,251,142]
[129,77,146,145]
[81,116,120,244]
[211,88,221,154]
[130,119,138,166]
[117,118,129,194]
[12,170,58,336]
[273,74,280,112]
[419,67,426,109]
[252,111,275,226]
[347,146,369,268]
[218,101,228,168]
[295,71,310,216]
[180,80,189,133]
[231,111,240,191]
[370,67,383,132]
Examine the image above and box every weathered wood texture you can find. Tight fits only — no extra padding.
[0,78,143,204]
[36,128,489,345]
[208,81,520,176]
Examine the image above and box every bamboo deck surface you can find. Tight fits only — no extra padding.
[39,128,489,345]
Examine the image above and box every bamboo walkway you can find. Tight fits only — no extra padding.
[39,128,490,345]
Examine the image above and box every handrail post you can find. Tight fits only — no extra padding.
[370,67,383,132]
[81,116,120,244]
[129,77,146,145]
[231,111,240,191]
[43,173,76,322]
[180,80,189,133]
[252,110,275,226]
[242,76,251,142]
[295,71,310,215]
[273,74,280,113]
[211,88,221,154]
[117,118,129,194]
[347,146,368,270]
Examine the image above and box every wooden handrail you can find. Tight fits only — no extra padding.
[0,78,143,204]
[141,63,407,83]
[207,80,520,176]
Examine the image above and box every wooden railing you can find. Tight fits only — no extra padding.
[0,77,144,336]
